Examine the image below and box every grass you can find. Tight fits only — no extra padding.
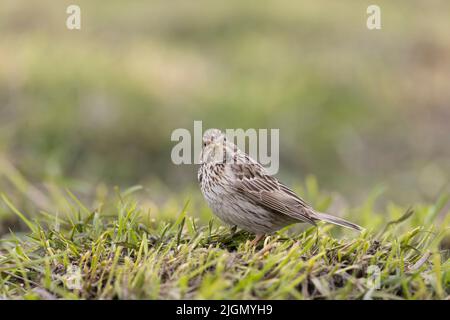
[0,182,448,300]
[0,1,449,301]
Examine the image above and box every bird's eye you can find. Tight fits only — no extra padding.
[203,142,206,147]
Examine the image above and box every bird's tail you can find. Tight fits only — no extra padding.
[314,212,363,232]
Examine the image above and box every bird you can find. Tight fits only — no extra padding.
[198,128,363,244]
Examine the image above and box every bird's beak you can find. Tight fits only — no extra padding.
[199,147,205,164]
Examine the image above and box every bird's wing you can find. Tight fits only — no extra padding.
[229,163,317,225]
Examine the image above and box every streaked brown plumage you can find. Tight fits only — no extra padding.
[198,129,362,240]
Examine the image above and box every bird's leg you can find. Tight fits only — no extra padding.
[250,234,265,246]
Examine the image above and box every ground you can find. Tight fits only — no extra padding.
[0,186,448,299]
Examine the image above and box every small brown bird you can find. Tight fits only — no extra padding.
[198,129,363,244]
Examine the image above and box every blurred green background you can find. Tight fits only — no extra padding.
[0,0,449,207]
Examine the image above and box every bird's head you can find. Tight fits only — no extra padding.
[200,129,235,164]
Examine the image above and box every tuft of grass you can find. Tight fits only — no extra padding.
[0,187,449,300]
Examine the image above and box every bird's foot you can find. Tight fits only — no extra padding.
[250,234,265,247]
